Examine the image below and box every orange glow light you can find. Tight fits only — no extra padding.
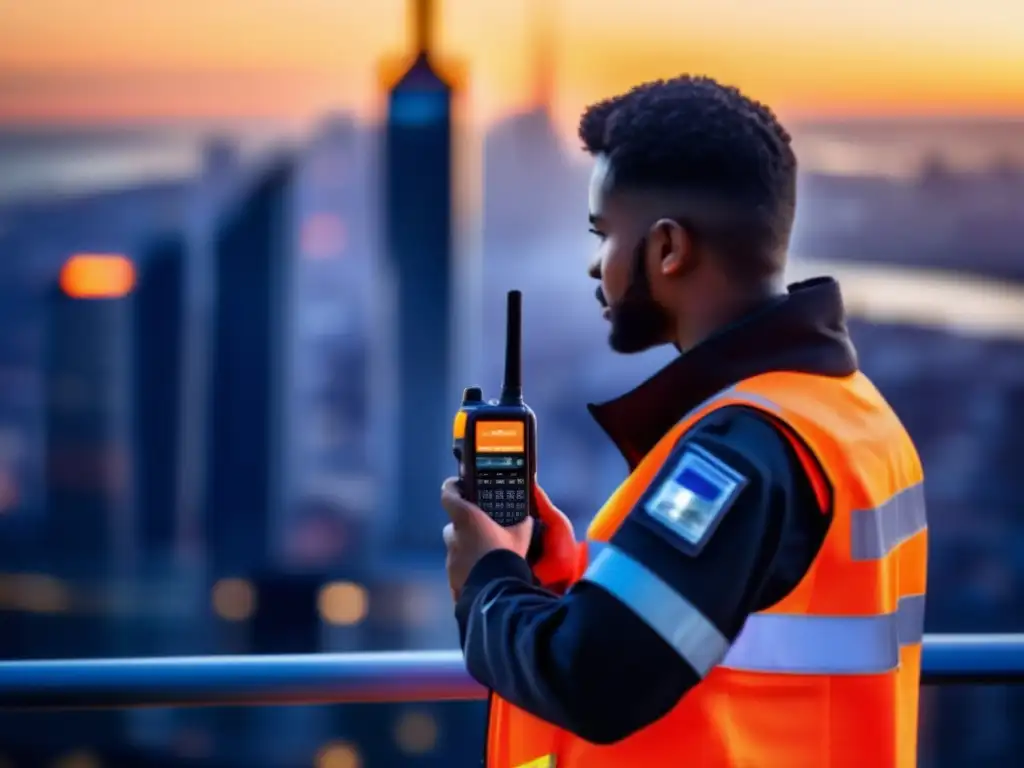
[59,254,136,299]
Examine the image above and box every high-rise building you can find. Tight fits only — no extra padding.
[482,0,576,257]
[204,157,294,578]
[132,234,185,563]
[176,137,244,566]
[288,114,375,551]
[382,0,459,552]
[43,254,136,582]
[0,228,43,527]
[33,254,136,759]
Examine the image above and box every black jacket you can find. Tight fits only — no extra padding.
[455,277,857,744]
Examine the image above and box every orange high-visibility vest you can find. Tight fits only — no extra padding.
[486,370,927,768]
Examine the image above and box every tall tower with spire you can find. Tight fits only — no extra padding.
[482,0,572,258]
[529,0,556,114]
[382,0,458,552]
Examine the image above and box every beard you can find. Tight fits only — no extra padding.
[607,294,672,353]
[598,237,674,354]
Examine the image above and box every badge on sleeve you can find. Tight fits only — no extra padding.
[642,444,748,555]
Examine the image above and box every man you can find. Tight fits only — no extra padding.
[441,75,927,768]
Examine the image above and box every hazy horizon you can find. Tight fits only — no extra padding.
[2,108,1022,204]
[3,113,1024,133]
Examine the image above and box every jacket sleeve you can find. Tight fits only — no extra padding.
[454,406,830,745]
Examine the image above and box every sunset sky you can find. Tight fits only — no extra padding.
[1,0,1023,131]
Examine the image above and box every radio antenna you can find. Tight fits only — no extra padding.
[499,290,523,404]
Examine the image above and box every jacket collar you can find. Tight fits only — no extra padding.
[587,277,858,468]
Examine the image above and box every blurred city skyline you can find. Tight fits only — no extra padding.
[0,2,1023,763]
[2,0,1024,129]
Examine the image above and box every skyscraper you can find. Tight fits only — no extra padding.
[132,233,185,564]
[176,138,243,565]
[482,0,576,257]
[383,0,459,551]
[36,254,136,759]
[289,114,375,545]
[205,157,294,578]
[43,254,136,582]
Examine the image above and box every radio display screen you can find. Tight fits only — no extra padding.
[474,421,528,524]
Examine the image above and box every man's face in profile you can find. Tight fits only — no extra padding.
[586,156,674,354]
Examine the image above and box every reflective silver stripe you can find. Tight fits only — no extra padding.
[580,544,729,677]
[702,389,929,562]
[725,389,781,414]
[897,593,926,646]
[851,483,927,560]
[721,594,926,675]
[683,386,780,421]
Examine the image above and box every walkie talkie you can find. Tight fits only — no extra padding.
[452,290,536,526]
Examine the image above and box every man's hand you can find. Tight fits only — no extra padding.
[441,477,533,601]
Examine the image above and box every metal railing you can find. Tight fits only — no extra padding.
[2,634,1024,711]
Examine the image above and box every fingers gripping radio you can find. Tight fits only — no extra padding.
[452,291,537,526]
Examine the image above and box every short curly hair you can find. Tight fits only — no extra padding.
[579,75,797,277]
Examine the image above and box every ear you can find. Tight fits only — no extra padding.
[648,219,691,276]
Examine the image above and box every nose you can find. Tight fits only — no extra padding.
[587,258,601,281]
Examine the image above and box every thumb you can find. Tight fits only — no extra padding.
[441,477,489,527]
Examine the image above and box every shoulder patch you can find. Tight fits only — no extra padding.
[641,444,748,555]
